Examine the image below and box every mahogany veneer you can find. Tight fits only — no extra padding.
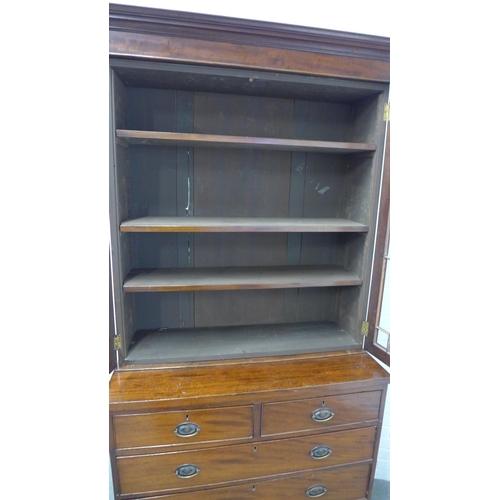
[110,353,388,498]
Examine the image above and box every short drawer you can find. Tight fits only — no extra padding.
[117,426,376,496]
[261,391,381,436]
[113,405,253,450]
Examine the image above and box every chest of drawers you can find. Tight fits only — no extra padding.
[109,352,389,499]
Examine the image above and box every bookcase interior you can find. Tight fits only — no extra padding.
[110,58,388,364]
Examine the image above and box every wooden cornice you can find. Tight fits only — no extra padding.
[109,4,390,82]
[109,4,389,62]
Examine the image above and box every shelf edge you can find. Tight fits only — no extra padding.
[116,130,377,153]
[120,217,369,233]
[123,266,363,292]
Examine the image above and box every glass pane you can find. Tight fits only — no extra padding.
[378,256,390,333]
[376,328,389,350]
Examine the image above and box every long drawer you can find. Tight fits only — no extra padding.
[117,426,376,496]
[113,405,253,450]
[126,463,371,499]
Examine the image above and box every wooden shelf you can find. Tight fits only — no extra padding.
[120,217,369,233]
[125,322,360,363]
[123,265,362,292]
[116,129,376,154]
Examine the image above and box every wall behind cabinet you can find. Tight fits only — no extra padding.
[112,0,391,36]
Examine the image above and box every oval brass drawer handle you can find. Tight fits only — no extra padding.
[310,445,332,459]
[175,464,200,479]
[174,422,200,438]
[311,408,335,422]
[306,484,328,497]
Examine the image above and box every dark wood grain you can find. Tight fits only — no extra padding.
[109,29,389,82]
[123,463,371,499]
[116,129,376,153]
[109,351,389,409]
[123,265,362,292]
[113,405,253,450]
[261,390,382,436]
[116,427,376,495]
[109,4,390,63]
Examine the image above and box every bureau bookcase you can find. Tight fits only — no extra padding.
[109,5,390,499]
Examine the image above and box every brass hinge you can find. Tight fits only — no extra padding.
[114,335,122,350]
[361,321,370,336]
[383,103,390,122]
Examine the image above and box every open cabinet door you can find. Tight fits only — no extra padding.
[365,118,390,366]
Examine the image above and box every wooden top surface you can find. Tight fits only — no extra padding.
[109,351,389,411]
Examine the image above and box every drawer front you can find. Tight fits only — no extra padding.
[113,406,253,450]
[117,426,376,496]
[251,463,371,499]
[262,391,381,436]
[124,463,371,499]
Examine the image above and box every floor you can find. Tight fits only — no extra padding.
[371,479,390,499]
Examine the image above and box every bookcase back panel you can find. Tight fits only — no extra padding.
[130,288,342,331]
[194,233,288,268]
[126,88,177,132]
[194,289,287,327]
[297,100,352,142]
[194,93,294,138]
[134,292,181,331]
[128,146,178,217]
[130,233,179,268]
[295,287,340,323]
[300,153,350,219]
[193,148,291,217]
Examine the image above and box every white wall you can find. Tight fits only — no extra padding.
[112,0,391,36]
[376,385,390,481]
[374,246,390,481]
